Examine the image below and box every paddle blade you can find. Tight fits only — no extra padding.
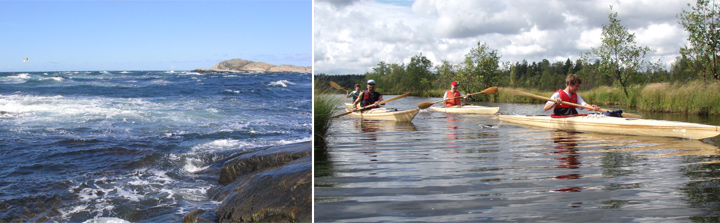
[621,113,643,119]
[481,86,499,95]
[418,102,434,109]
[329,81,346,91]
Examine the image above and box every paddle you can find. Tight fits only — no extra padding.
[329,81,349,92]
[417,86,498,109]
[511,90,643,119]
[332,92,412,118]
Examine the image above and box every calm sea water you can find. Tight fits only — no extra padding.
[315,94,720,222]
[0,71,311,222]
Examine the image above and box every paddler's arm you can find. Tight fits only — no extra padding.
[543,92,561,111]
[352,92,363,111]
[577,95,600,111]
[371,95,384,108]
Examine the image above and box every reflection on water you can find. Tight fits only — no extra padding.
[315,96,720,222]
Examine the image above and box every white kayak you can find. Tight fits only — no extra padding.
[344,108,420,122]
[498,114,720,140]
[428,105,500,115]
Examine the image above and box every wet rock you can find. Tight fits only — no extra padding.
[182,209,217,223]
[218,142,311,186]
[183,142,311,223]
[216,156,311,222]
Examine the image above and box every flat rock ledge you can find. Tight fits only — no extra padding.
[183,142,311,223]
[193,59,311,74]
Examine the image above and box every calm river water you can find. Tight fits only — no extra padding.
[315,94,720,222]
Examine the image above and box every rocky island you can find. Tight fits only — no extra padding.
[193,59,311,73]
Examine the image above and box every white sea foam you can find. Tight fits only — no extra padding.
[191,139,253,152]
[268,79,295,87]
[39,76,64,81]
[83,217,131,223]
[183,157,209,173]
[272,137,312,146]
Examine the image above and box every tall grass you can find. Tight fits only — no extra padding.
[497,81,720,115]
[636,81,720,115]
[314,82,341,150]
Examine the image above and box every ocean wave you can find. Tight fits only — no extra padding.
[268,80,295,87]
[38,77,65,82]
[83,217,131,223]
[190,139,254,153]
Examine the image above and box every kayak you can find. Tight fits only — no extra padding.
[344,108,420,122]
[498,114,720,140]
[428,105,500,114]
[344,103,356,109]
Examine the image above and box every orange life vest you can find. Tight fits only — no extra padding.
[445,90,462,107]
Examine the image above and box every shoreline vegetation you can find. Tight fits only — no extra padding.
[316,76,720,116]
[313,82,340,151]
[492,80,720,115]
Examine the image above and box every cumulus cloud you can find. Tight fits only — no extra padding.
[314,0,692,74]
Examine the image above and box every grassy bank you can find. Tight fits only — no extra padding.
[314,83,341,150]
[494,81,720,115]
[635,81,720,115]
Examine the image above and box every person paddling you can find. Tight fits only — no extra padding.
[543,74,599,117]
[352,79,383,111]
[443,81,468,107]
[346,84,361,102]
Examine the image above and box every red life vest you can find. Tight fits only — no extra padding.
[555,89,577,108]
[551,89,580,117]
[445,90,462,107]
[361,90,381,107]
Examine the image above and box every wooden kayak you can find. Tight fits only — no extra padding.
[428,105,499,114]
[344,108,420,122]
[498,114,720,140]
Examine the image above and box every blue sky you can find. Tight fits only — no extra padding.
[1,0,311,72]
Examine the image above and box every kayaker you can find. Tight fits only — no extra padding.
[443,81,468,107]
[346,84,361,102]
[353,79,383,111]
[543,74,599,116]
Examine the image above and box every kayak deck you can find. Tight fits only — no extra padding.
[428,105,500,114]
[344,108,420,122]
[498,114,720,140]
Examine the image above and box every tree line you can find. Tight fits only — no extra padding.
[316,1,720,102]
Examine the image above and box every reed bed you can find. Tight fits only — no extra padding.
[636,81,720,115]
[314,83,341,149]
[496,81,720,115]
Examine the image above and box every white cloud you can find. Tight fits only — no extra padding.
[576,28,602,50]
[314,0,691,74]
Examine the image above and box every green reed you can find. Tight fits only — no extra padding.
[314,82,341,149]
[635,81,720,115]
[497,81,720,115]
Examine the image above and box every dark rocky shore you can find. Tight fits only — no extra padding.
[183,142,311,223]
[193,59,311,74]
